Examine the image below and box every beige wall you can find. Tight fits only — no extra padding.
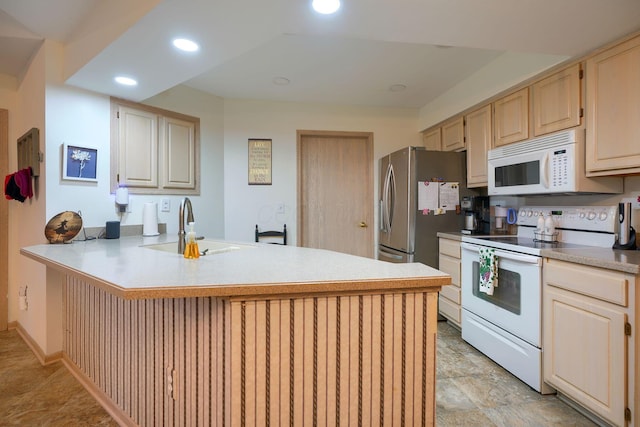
[10,42,48,350]
[222,99,422,244]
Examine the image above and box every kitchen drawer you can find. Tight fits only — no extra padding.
[440,282,461,304]
[439,238,460,259]
[439,294,461,324]
[543,259,629,307]
[438,254,460,287]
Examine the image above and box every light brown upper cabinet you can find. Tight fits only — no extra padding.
[586,34,640,175]
[465,104,492,187]
[116,105,159,189]
[111,98,200,194]
[422,127,441,151]
[160,116,197,190]
[441,117,465,151]
[494,87,529,147]
[532,64,582,137]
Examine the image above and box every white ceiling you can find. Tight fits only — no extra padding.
[1,0,640,108]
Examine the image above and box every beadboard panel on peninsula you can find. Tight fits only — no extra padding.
[63,275,438,426]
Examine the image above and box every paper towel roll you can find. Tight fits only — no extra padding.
[142,202,159,236]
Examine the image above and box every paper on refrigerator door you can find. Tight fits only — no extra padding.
[417,181,438,213]
[439,182,459,211]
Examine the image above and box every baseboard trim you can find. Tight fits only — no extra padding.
[7,320,17,329]
[557,392,614,427]
[15,322,62,366]
[62,355,136,427]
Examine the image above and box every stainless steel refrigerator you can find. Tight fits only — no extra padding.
[378,147,476,267]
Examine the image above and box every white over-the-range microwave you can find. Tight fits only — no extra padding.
[488,129,623,196]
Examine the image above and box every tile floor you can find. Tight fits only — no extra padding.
[0,329,116,426]
[1,323,598,426]
[436,320,598,426]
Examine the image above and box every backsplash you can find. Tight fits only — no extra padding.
[489,176,640,231]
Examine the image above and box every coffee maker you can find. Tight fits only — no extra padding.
[460,196,490,234]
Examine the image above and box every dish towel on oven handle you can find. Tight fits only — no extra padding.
[479,247,498,295]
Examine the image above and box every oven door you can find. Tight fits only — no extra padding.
[461,242,542,347]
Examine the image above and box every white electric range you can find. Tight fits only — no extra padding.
[460,205,617,394]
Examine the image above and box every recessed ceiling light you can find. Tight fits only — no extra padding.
[273,77,291,86]
[114,76,138,86]
[389,84,407,92]
[173,38,200,52]
[312,0,340,14]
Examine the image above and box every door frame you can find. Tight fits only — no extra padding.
[296,129,374,256]
[1,109,8,330]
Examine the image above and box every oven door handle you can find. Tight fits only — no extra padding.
[461,242,542,266]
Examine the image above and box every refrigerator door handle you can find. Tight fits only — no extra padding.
[381,162,393,232]
[378,247,404,261]
[387,164,395,230]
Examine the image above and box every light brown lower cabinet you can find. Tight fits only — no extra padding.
[543,258,637,426]
[438,237,461,327]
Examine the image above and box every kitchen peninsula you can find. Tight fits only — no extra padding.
[21,235,448,426]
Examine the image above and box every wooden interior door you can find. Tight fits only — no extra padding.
[1,109,8,330]
[297,130,373,258]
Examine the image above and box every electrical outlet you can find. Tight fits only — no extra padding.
[18,285,28,311]
[161,199,171,212]
[276,203,285,214]
[633,195,640,209]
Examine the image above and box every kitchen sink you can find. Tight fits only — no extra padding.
[143,240,253,255]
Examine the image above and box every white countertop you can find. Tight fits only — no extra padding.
[21,234,448,299]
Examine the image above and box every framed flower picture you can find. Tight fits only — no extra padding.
[62,143,98,182]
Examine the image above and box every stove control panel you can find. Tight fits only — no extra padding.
[517,205,617,233]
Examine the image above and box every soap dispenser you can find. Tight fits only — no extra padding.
[536,213,545,233]
[544,213,555,240]
[184,222,200,259]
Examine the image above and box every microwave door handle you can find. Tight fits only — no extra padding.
[540,152,550,189]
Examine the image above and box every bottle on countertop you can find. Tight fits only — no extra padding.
[544,213,555,237]
[183,222,200,259]
[536,213,545,233]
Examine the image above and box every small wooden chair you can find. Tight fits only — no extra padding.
[255,224,287,245]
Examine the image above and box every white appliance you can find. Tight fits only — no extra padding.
[488,129,622,196]
[461,205,617,394]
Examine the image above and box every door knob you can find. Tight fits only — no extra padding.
[359,221,368,228]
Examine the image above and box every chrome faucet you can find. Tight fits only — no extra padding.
[178,197,195,254]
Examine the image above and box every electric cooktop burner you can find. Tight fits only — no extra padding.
[462,205,618,256]
[462,235,595,256]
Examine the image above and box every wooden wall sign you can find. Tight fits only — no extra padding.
[248,139,272,185]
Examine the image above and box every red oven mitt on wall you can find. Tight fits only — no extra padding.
[4,173,26,202]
